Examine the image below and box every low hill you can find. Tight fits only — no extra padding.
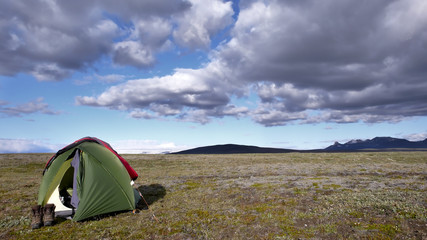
[172,144,296,154]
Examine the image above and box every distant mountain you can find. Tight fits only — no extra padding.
[172,137,427,154]
[172,144,296,154]
[325,137,427,151]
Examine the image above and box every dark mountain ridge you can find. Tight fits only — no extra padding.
[324,137,427,151]
[172,137,427,154]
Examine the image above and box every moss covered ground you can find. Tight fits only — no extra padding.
[0,152,426,239]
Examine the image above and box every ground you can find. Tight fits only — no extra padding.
[1,152,426,239]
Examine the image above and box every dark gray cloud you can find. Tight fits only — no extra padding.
[76,0,427,125]
[220,0,427,126]
[101,0,192,20]
[3,0,426,126]
[0,0,232,80]
[1,0,118,80]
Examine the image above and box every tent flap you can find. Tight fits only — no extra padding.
[72,147,135,221]
[70,150,80,209]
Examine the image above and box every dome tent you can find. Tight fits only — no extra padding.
[37,137,141,221]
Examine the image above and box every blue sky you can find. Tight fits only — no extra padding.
[1,0,427,153]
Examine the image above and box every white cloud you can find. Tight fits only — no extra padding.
[76,67,231,123]
[110,139,189,154]
[31,63,71,82]
[132,17,173,49]
[173,0,234,49]
[251,104,308,127]
[0,138,189,154]
[95,74,127,83]
[129,110,156,120]
[113,40,156,68]
[383,0,427,41]
[112,17,173,68]
[0,138,58,153]
[0,98,60,117]
[402,132,427,141]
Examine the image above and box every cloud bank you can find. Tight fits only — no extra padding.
[110,139,189,154]
[0,138,187,154]
[2,0,427,126]
[0,138,58,153]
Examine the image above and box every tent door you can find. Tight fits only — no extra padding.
[47,149,81,218]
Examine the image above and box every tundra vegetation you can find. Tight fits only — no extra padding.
[1,152,426,239]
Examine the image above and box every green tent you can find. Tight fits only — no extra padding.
[37,137,141,221]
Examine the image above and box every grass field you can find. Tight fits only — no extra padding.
[1,152,426,239]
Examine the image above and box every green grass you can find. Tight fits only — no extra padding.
[0,152,426,239]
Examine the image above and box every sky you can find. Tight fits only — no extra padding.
[1,0,427,154]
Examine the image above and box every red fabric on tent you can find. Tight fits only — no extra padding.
[44,137,139,180]
[91,137,139,181]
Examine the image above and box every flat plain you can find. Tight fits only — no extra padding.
[1,152,426,239]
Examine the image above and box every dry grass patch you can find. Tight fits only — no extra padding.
[0,152,426,239]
